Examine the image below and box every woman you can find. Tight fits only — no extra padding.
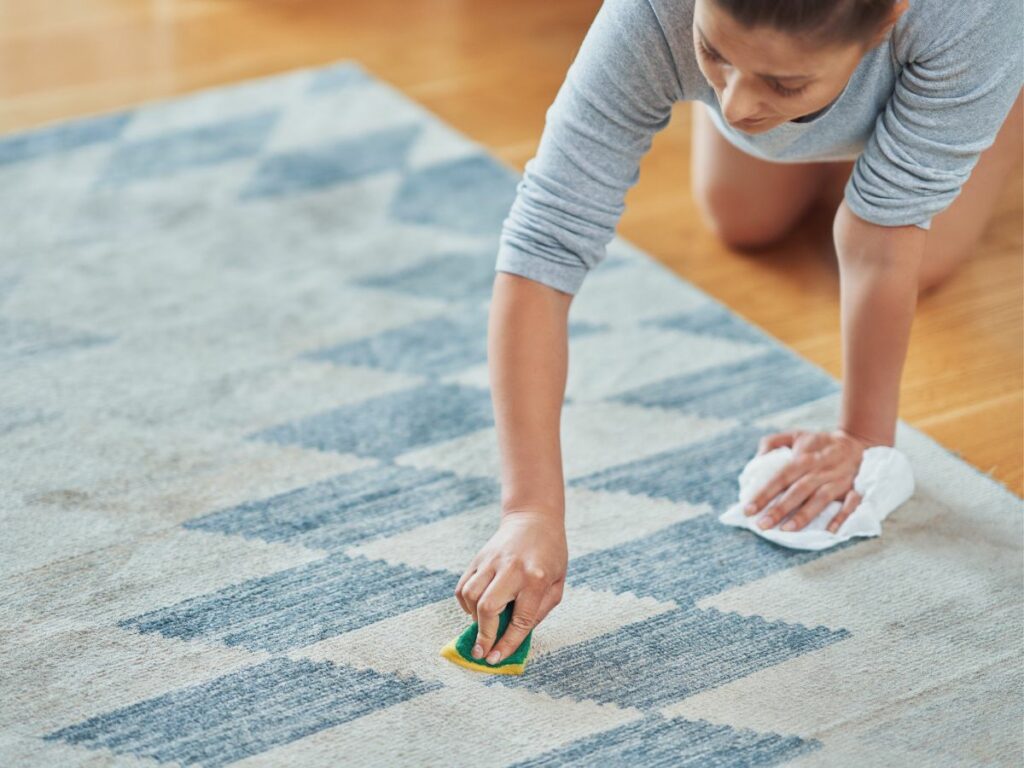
[454,0,1023,667]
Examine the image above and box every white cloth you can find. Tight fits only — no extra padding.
[718,446,916,551]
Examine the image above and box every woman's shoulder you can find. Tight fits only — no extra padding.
[890,0,1021,63]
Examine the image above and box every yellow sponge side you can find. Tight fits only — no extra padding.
[438,638,526,676]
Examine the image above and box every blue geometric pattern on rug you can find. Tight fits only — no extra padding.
[0,273,117,362]
[242,123,422,199]
[250,381,496,460]
[486,606,849,710]
[0,112,131,165]
[508,713,822,767]
[641,302,784,345]
[101,111,279,187]
[563,514,845,605]
[353,248,505,301]
[43,657,444,767]
[390,154,520,235]
[117,553,460,653]
[615,349,840,422]
[570,425,768,508]
[183,463,500,549]
[6,58,1016,768]
[302,303,491,376]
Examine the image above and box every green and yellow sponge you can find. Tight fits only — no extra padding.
[439,601,533,675]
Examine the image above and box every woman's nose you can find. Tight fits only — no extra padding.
[719,71,760,125]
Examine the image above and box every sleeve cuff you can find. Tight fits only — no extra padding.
[844,187,934,231]
[494,242,588,296]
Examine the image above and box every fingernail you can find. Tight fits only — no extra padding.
[782,521,796,531]
[758,517,773,529]
[472,644,483,658]
[486,650,501,664]
[744,503,756,515]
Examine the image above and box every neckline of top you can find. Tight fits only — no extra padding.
[783,76,852,126]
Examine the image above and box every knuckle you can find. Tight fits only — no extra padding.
[524,566,547,582]
[477,599,500,616]
[509,613,536,631]
[504,555,526,572]
[764,510,783,524]
[786,481,811,499]
[791,478,815,497]
[812,486,834,503]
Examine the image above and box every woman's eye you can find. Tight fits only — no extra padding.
[698,38,809,98]
[772,81,809,98]
[697,40,722,62]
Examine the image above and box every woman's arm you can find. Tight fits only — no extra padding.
[488,271,573,518]
[495,0,683,294]
[451,272,573,667]
[743,200,926,532]
[456,0,684,665]
[834,198,925,446]
[743,0,1023,533]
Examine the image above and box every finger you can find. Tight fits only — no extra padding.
[453,564,480,615]
[746,455,809,515]
[757,475,819,529]
[781,483,844,531]
[827,489,863,533]
[472,571,516,660]
[535,579,565,625]
[458,565,494,624]
[745,465,790,514]
[757,430,800,456]
[486,588,545,665]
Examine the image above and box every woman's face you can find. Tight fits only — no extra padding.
[692,0,897,133]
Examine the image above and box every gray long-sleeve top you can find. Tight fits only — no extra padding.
[495,0,1024,295]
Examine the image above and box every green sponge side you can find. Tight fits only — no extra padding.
[439,600,533,675]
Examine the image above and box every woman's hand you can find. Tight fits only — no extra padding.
[453,509,568,666]
[744,429,878,533]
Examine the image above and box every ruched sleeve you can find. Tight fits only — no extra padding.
[495,0,684,295]
[843,0,1024,230]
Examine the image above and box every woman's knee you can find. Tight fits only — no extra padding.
[692,181,801,250]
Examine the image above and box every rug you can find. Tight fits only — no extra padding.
[1,60,1021,768]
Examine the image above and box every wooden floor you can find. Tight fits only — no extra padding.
[3,0,1021,493]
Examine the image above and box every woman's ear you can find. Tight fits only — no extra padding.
[864,0,909,50]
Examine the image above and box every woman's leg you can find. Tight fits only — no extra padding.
[689,101,834,249]
[820,87,1023,293]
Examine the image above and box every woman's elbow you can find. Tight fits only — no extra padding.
[833,199,927,275]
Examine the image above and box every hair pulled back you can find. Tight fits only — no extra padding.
[711,0,897,47]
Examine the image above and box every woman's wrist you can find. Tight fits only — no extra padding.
[500,497,566,520]
[835,424,892,449]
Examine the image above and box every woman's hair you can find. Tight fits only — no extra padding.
[711,0,896,48]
